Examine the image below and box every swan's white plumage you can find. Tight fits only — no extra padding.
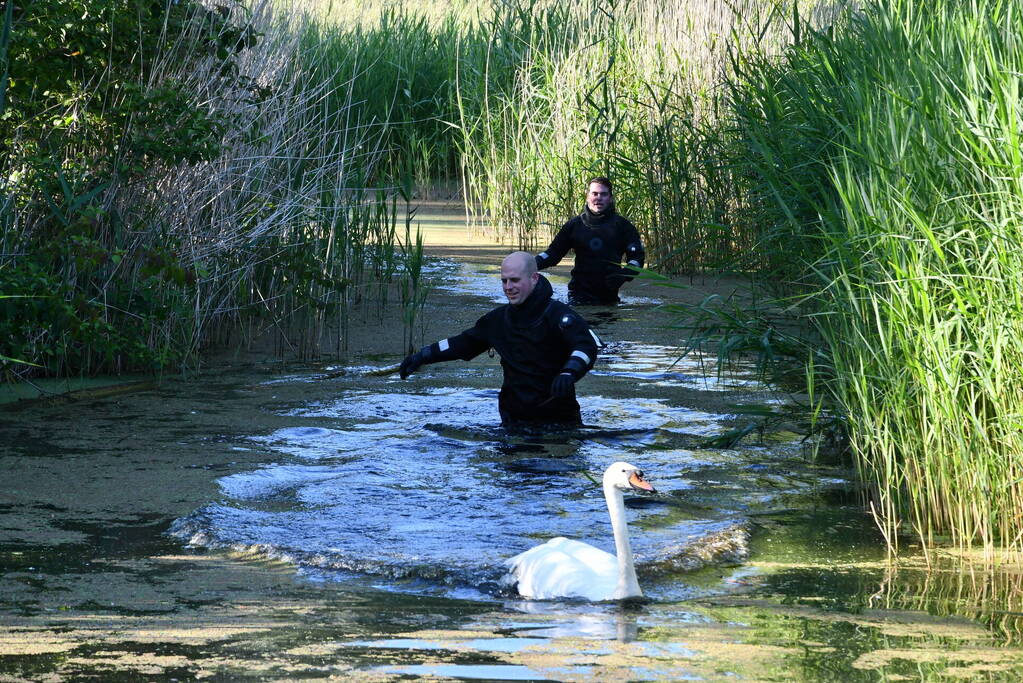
[507,537,619,601]
[504,461,654,602]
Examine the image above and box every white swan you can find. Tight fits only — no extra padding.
[504,461,655,601]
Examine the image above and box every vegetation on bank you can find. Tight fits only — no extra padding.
[6,0,1023,553]
[3,0,766,377]
[728,0,1023,553]
[459,0,1023,554]
[0,0,407,377]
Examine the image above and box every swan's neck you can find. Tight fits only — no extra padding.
[604,481,641,599]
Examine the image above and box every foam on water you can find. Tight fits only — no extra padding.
[583,395,726,435]
[170,380,799,600]
[218,464,347,500]
[291,387,499,426]
[594,341,762,391]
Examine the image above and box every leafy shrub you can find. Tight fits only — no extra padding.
[0,0,252,376]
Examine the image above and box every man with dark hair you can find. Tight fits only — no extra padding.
[399,251,599,428]
[535,176,646,305]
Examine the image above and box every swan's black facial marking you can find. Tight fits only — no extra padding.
[626,470,655,493]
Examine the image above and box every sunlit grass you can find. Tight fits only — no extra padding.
[729,0,1023,552]
[284,0,821,268]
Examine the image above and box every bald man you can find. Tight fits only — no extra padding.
[399,252,599,428]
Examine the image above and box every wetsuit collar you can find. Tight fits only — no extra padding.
[580,204,617,227]
[509,273,553,322]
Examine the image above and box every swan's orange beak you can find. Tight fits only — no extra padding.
[629,471,655,493]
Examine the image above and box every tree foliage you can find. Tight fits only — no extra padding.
[0,0,255,376]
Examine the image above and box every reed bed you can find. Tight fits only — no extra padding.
[452,0,817,267]
[285,0,814,266]
[0,0,416,376]
[11,0,1021,556]
[728,0,1023,552]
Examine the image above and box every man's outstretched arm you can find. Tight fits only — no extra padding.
[399,328,491,379]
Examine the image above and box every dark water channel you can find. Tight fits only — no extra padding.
[4,258,1023,680]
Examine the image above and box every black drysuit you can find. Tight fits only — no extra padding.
[414,275,598,427]
[536,206,645,305]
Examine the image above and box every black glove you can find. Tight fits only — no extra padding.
[550,372,576,399]
[399,351,424,379]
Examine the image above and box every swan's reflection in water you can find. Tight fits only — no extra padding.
[344,599,714,680]
[504,602,641,642]
[349,607,667,680]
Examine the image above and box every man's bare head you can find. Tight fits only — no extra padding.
[501,251,540,305]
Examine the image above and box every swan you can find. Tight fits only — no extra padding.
[504,461,655,601]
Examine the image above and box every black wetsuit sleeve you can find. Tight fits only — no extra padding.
[536,222,575,270]
[418,317,493,365]
[620,219,646,280]
[555,309,599,379]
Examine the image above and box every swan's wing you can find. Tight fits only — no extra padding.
[506,538,618,601]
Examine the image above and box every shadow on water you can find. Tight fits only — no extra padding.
[583,308,625,328]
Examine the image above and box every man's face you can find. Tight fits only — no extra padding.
[501,258,538,305]
[586,181,612,214]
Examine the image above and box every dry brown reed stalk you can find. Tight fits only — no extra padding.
[109,0,395,360]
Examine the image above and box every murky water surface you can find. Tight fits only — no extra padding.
[170,374,765,599]
[169,263,782,601]
[425,257,662,306]
[5,257,1023,680]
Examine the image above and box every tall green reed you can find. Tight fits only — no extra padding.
[0,0,10,117]
[452,0,804,267]
[293,5,468,193]
[0,0,12,283]
[398,218,429,355]
[728,0,1023,552]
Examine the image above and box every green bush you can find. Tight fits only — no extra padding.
[0,0,251,376]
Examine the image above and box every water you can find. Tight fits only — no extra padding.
[168,272,794,601]
[6,256,1023,680]
[426,257,662,306]
[169,347,773,600]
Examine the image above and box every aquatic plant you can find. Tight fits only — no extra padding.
[398,208,430,355]
[727,0,1023,552]
[0,0,400,377]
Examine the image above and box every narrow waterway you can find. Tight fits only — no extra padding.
[169,265,779,602]
[4,211,1023,680]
